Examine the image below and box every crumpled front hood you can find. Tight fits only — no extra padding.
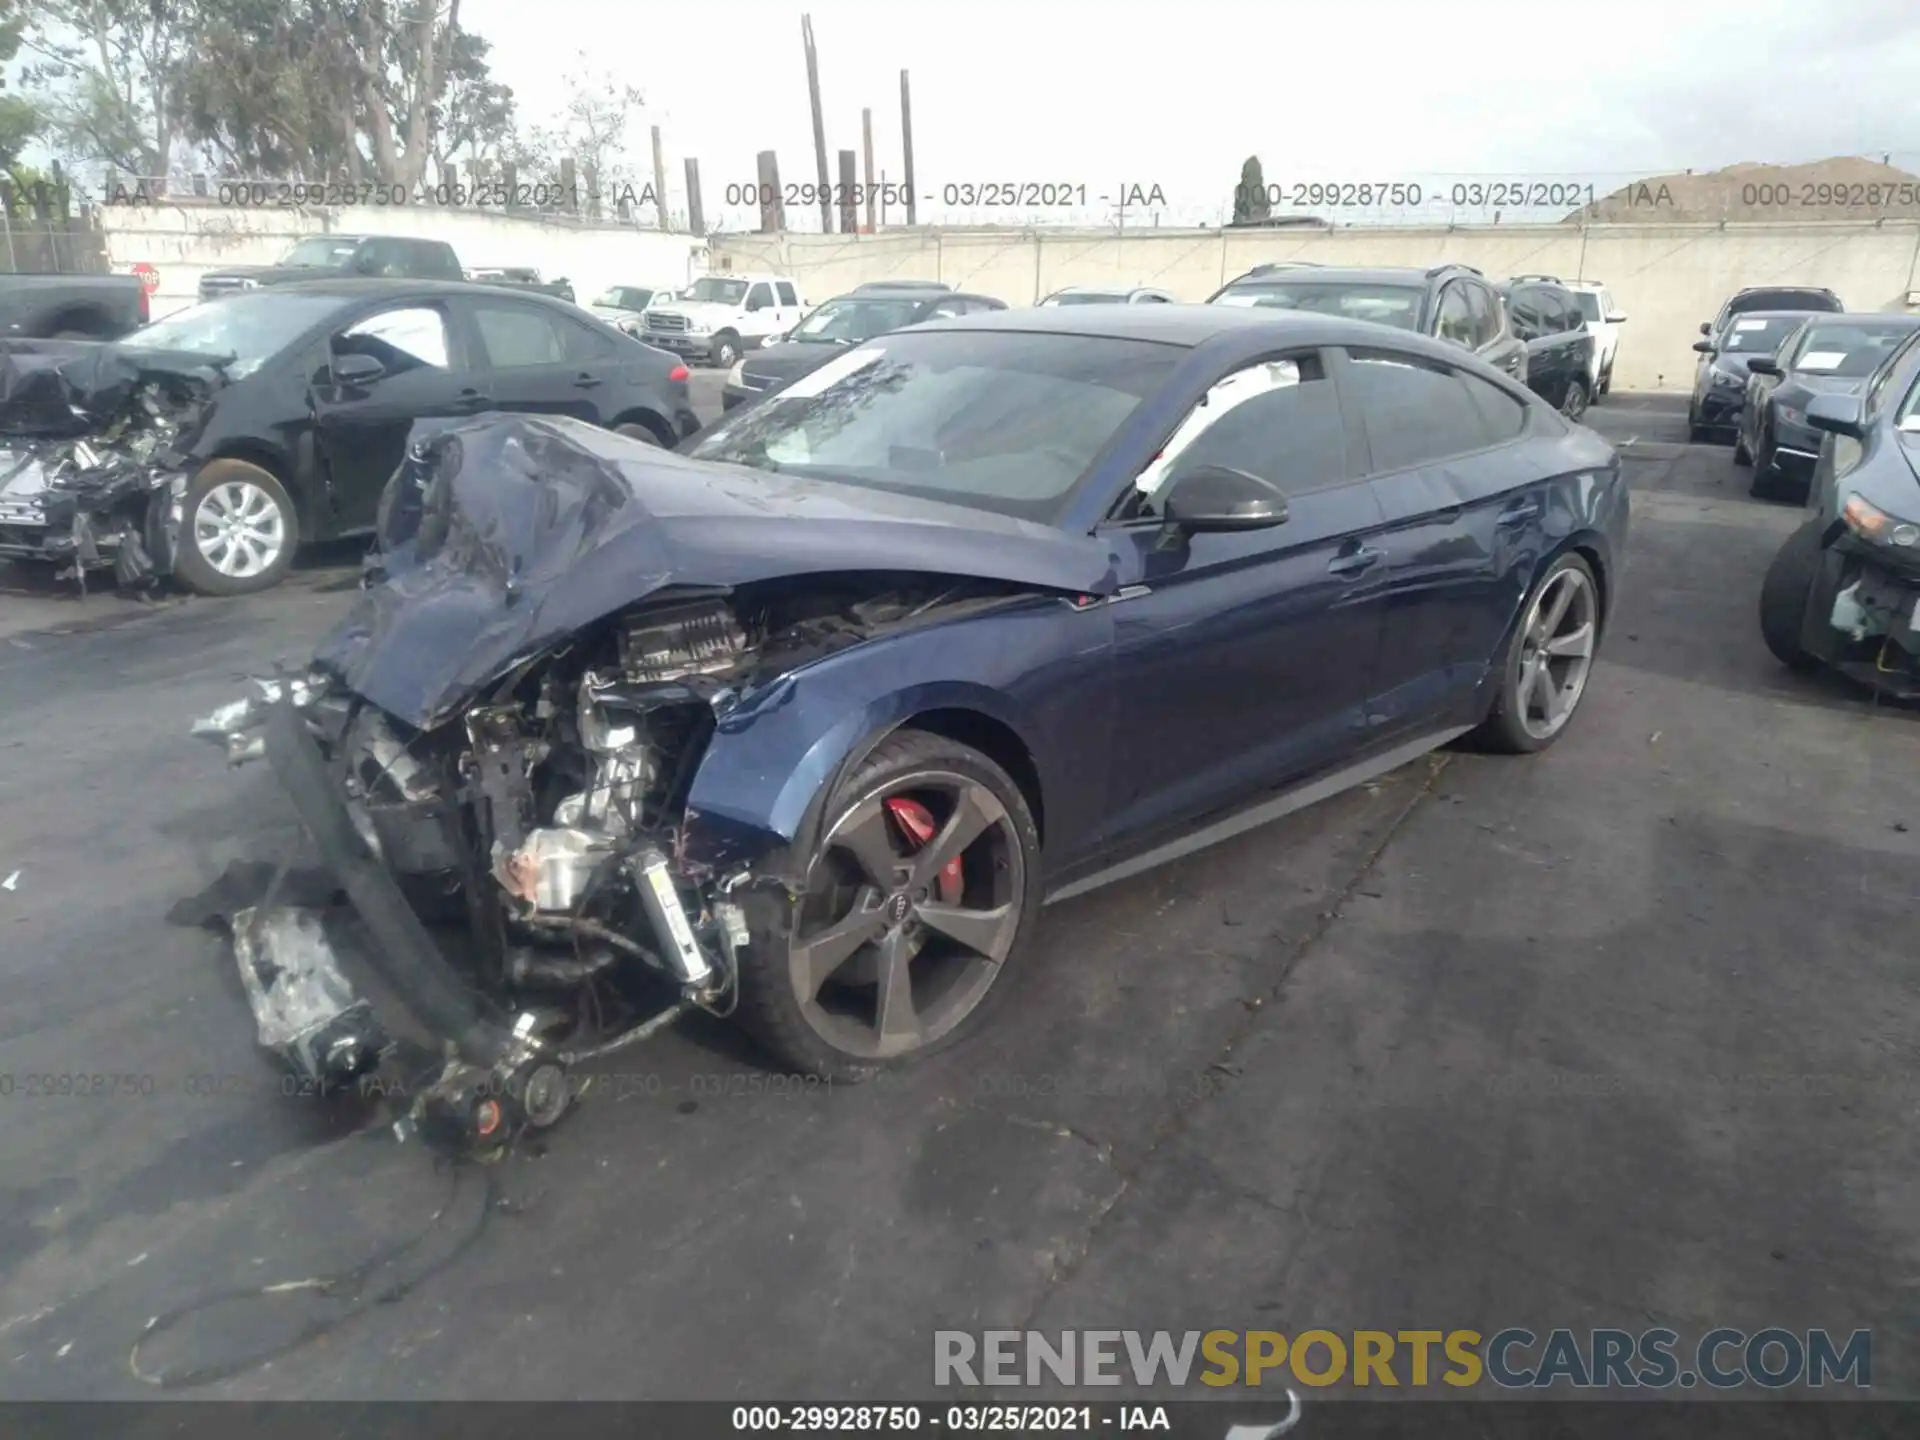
[0,338,223,438]
[314,414,1120,729]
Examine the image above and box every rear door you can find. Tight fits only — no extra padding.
[312,299,482,532]
[1098,348,1390,849]
[459,295,618,422]
[1340,345,1543,736]
[773,280,802,332]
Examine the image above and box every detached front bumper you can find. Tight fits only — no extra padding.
[0,447,189,586]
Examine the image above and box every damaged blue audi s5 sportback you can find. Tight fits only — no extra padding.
[194,306,1628,1139]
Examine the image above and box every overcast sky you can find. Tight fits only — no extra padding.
[462,0,1920,228]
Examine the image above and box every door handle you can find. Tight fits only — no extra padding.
[1497,499,1541,528]
[452,387,489,413]
[1327,545,1383,577]
[573,372,603,388]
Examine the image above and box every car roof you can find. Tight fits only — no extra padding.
[1728,309,1823,321]
[1785,313,1920,329]
[832,286,990,302]
[1049,284,1152,295]
[259,278,561,302]
[907,302,1451,352]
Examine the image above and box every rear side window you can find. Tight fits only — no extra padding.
[1462,373,1530,441]
[1345,348,1495,472]
[1463,285,1500,348]
[1505,287,1545,337]
[775,281,798,306]
[1434,285,1474,347]
[1145,352,1349,500]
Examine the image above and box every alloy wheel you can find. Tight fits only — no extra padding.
[1513,566,1598,741]
[192,479,287,579]
[787,770,1025,1060]
[1561,382,1588,421]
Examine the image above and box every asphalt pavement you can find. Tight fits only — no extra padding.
[3,390,1919,1404]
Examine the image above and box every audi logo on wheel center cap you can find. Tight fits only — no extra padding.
[883,891,912,925]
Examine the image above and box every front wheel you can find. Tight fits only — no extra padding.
[734,728,1043,1081]
[1560,377,1588,422]
[613,421,660,445]
[710,333,741,369]
[173,459,299,596]
[1469,553,1602,755]
[1759,519,1824,672]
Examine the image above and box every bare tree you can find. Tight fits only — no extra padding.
[17,0,196,184]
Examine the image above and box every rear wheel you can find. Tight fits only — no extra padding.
[1560,377,1588,421]
[1733,429,1752,466]
[1469,553,1601,755]
[173,459,299,596]
[734,728,1042,1081]
[1759,519,1824,672]
[1748,425,1782,500]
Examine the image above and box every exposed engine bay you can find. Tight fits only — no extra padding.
[194,574,1028,1148]
[0,339,217,590]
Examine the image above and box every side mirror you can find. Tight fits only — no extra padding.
[331,351,386,386]
[1162,465,1290,533]
[1692,340,1715,354]
[1805,392,1865,439]
[1745,356,1782,377]
[1608,313,1628,324]
[1699,321,1713,336]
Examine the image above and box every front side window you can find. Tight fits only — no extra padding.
[1211,280,1424,332]
[1135,353,1349,503]
[686,330,1182,523]
[1463,284,1501,348]
[336,305,450,375]
[1345,348,1496,473]
[746,282,774,308]
[1434,285,1475,347]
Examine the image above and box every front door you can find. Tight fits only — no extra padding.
[1338,345,1545,736]
[311,300,482,533]
[1097,348,1390,853]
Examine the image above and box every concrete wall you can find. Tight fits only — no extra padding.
[98,203,711,321]
[712,222,1920,391]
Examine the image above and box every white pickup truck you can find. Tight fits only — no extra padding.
[638,272,807,368]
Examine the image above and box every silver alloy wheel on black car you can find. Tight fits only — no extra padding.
[1512,564,1599,741]
[733,728,1042,1079]
[172,458,300,596]
[1469,552,1602,754]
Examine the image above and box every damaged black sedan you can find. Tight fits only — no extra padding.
[0,280,697,595]
[1761,324,1920,697]
[193,308,1627,1145]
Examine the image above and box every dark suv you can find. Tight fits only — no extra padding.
[1702,286,1842,343]
[1497,276,1598,418]
[200,235,465,301]
[1207,262,1526,380]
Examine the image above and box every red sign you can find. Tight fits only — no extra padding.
[130,262,159,294]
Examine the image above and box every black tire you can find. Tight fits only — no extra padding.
[1597,364,1612,398]
[733,727,1044,1082]
[1468,551,1602,756]
[172,459,300,596]
[1560,377,1588,422]
[1759,519,1824,672]
[1733,430,1752,466]
[710,332,741,369]
[613,421,661,445]
[1748,428,1782,500]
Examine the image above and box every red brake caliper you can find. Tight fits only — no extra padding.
[883,796,964,903]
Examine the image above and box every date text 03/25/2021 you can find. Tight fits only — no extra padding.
[722,181,1169,210]
[101,178,658,210]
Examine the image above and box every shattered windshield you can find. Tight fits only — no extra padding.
[686,329,1179,523]
[122,292,347,378]
[279,238,364,268]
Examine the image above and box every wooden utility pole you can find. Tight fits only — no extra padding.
[650,126,670,229]
[900,70,917,225]
[802,15,832,232]
[837,150,858,235]
[685,158,705,235]
[756,150,786,232]
[862,108,876,233]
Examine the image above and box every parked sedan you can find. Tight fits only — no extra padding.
[0,279,697,595]
[1739,314,1920,502]
[1760,326,1920,698]
[721,286,1006,411]
[1498,278,1598,418]
[1687,311,1816,442]
[191,305,1627,1130]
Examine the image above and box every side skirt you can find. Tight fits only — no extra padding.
[1044,726,1471,906]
